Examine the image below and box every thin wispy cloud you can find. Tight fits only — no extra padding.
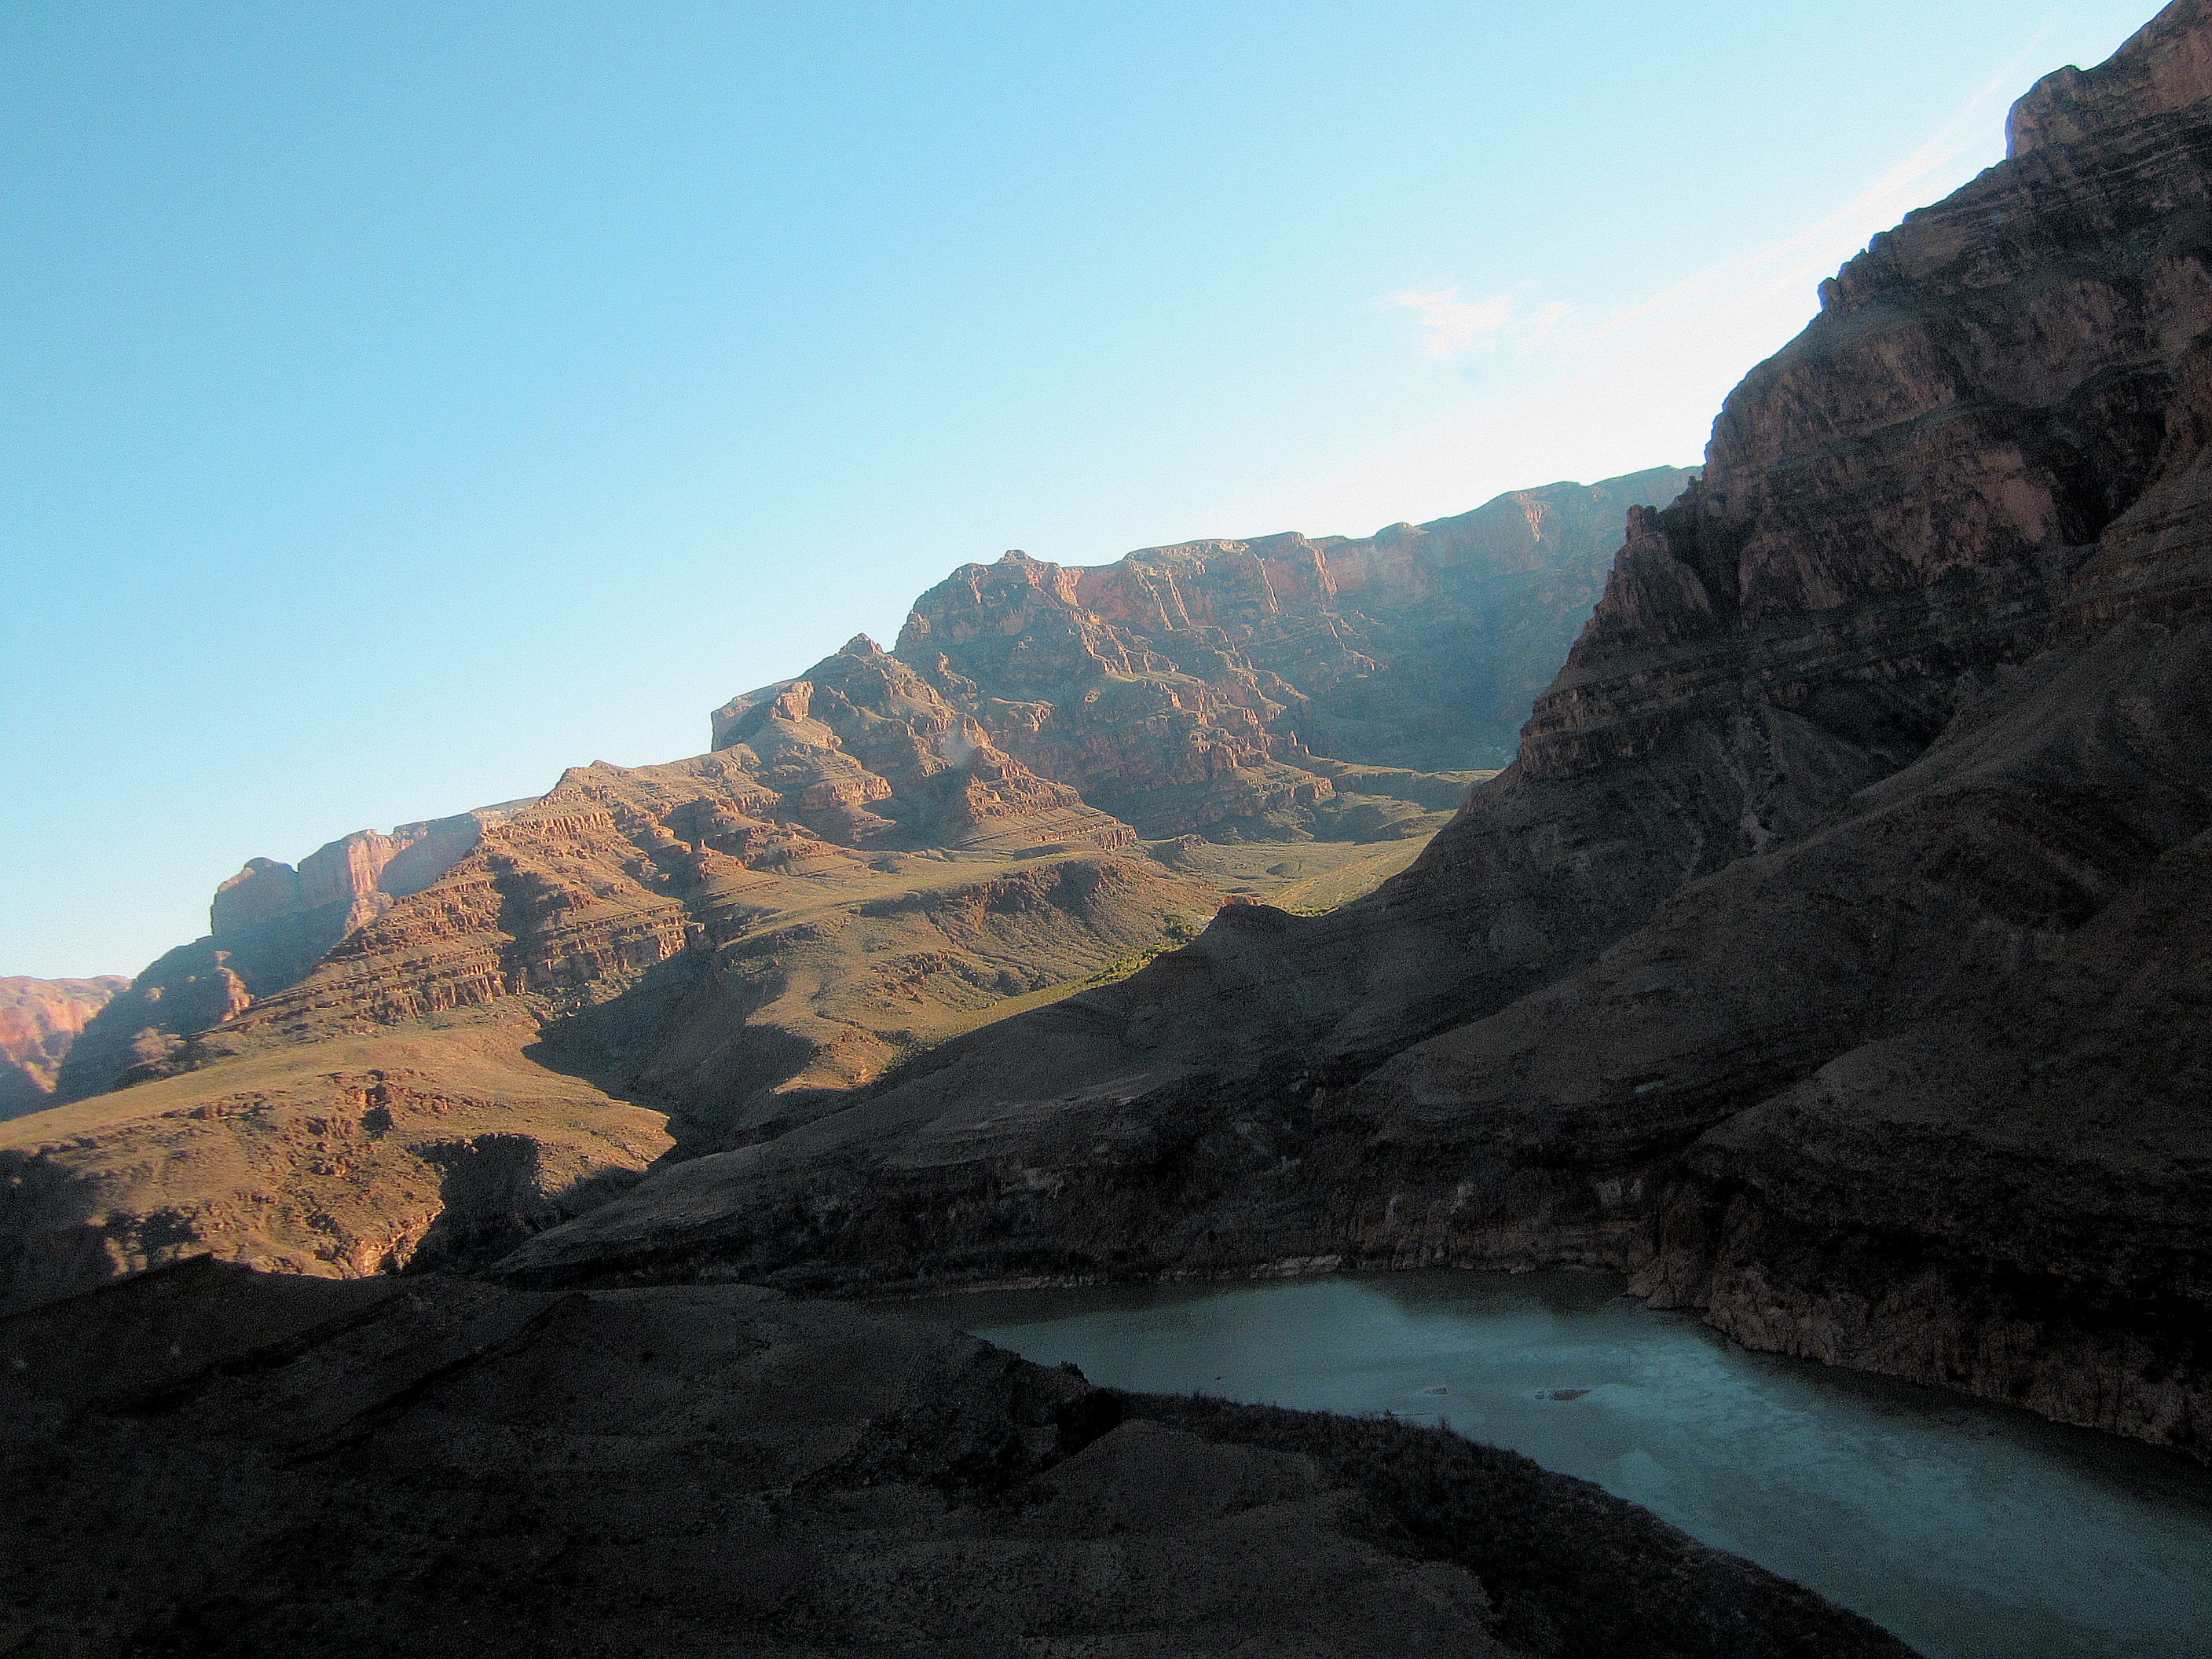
[1254,64,2039,539]
[1387,287,1569,359]
[1581,61,2027,345]
[1390,61,2030,384]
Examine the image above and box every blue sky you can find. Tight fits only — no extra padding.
[1,0,2160,977]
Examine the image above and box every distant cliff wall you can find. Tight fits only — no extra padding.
[56,805,529,1101]
[879,469,1694,837]
[0,977,129,1121]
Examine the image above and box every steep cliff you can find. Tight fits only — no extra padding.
[495,1,2212,1462]
[0,976,127,1120]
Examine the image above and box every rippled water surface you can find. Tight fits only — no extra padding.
[900,1271,2212,1659]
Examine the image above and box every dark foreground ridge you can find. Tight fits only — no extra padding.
[0,1258,1916,1658]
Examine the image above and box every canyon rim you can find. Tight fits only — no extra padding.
[8,4,2212,1654]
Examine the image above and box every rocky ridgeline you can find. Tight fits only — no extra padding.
[2,447,1669,1297]
[53,802,533,1101]
[59,471,1679,1115]
[493,2,2212,1463]
[884,469,1692,836]
[0,723,1196,1299]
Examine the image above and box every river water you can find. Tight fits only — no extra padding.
[901,1270,2212,1659]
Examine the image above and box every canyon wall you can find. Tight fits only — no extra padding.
[60,467,1677,1114]
[0,976,127,1120]
[495,1,2212,1462]
[54,804,532,1103]
[877,467,1692,837]
[0,676,1180,1299]
[3,468,1673,1300]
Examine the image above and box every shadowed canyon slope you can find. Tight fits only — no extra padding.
[496,2,2212,1463]
[0,471,1684,1306]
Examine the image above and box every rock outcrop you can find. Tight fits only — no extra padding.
[493,1,2212,1463]
[0,739,1208,1295]
[0,976,127,1121]
[154,698,1175,1144]
[0,1257,1918,1658]
[56,805,533,1102]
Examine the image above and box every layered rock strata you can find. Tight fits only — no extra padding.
[5,463,1646,1305]
[0,976,126,1121]
[153,690,1170,1134]
[0,716,1218,1295]
[60,475,1668,1101]
[0,1257,1917,1658]
[495,1,2212,1463]
[57,804,533,1102]
[779,467,1692,839]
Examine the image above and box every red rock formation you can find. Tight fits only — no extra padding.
[0,976,128,1120]
[174,734,1192,1144]
[711,633,1134,851]
[60,462,1663,1124]
[0,642,1221,1296]
[885,470,1692,836]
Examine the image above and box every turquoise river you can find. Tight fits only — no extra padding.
[903,1270,2212,1659]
